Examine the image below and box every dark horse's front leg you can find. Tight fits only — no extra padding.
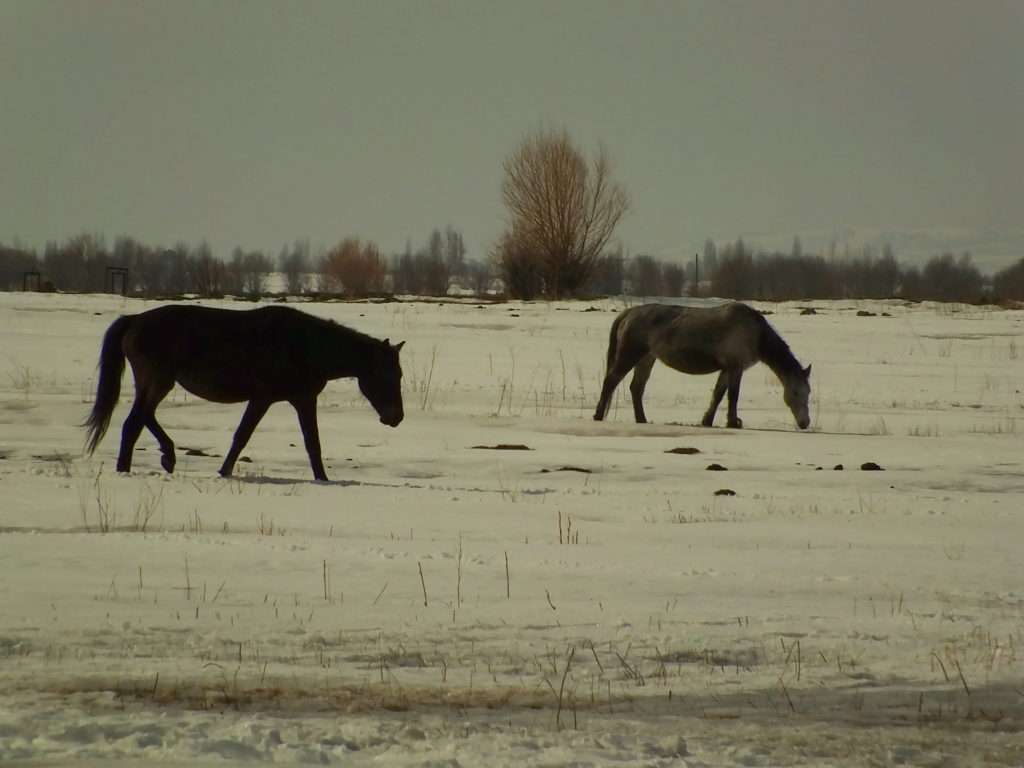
[290,394,328,482]
[220,399,271,477]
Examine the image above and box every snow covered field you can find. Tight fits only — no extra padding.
[1,291,1022,766]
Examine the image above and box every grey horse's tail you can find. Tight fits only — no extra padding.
[605,309,627,373]
[83,315,133,455]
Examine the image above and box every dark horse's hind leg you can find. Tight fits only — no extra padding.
[290,395,328,481]
[117,403,147,473]
[219,399,271,478]
[145,415,176,472]
[701,371,729,427]
[628,355,656,423]
[117,371,174,473]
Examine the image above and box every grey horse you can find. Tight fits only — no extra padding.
[593,302,811,429]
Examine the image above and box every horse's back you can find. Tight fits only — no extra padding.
[621,302,763,373]
[123,305,321,402]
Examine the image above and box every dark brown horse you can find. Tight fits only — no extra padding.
[84,304,404,480]
[594,302,811,429]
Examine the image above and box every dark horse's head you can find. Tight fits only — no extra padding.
[359,339,405,427]
[783,364,812,430]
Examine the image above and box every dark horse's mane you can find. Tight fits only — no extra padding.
[310,313,380,345]
[755,312,803,377]
[277,306,384,351]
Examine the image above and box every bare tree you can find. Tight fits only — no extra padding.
[662,261,686,297]
[228,247,273,296]
[186,241,225,296]
[586,247,625,295]
[0,241,39,290]
[464,259,493,295]
[494,228,543,300]
[993,258,1024,300]
[629,254,663,296]
[499,127,629,298]
[320,237,386,297]
[278,239,311,294]
[445,225,466,289]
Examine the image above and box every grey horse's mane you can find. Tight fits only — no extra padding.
[757,317,804,379]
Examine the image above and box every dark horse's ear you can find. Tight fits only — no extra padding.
[394,341,405,352]
[804,364,812,377]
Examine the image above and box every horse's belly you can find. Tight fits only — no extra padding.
[175,370,267,404]
[660,349,720,375]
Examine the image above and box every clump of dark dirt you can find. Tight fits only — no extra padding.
[861,461,884,471]
[665,447,701,455]
[706,463,728,471]
[472,444,532,451]
[714,488,736,496]
[540,466,592,474]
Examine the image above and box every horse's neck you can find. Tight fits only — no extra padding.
[317,330,374,379]
[758,325,801,383]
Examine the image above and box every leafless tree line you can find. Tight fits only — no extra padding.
[3,232,1020,303]
[706,239,999,303]
[0,229,490,299]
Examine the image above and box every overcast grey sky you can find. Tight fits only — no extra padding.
[2,0,1022,269]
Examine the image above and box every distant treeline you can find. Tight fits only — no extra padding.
[2,232,1023,303]
[0,230,483,298]
[703,239,1013,303]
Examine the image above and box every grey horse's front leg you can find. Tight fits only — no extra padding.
[702,370,729,427]
[725,369,743,428]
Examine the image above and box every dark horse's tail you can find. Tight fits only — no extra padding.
[83,315,133,455]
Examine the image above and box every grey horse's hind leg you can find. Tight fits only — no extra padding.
[725,368,744,428]
[629,355,656,423]
[702,370,729,427]
[594,365,628,421]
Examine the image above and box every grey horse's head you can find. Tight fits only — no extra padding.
[783,364,812,430]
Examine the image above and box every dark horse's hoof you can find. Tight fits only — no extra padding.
[161,454,176,473]
[726,418,743,429]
